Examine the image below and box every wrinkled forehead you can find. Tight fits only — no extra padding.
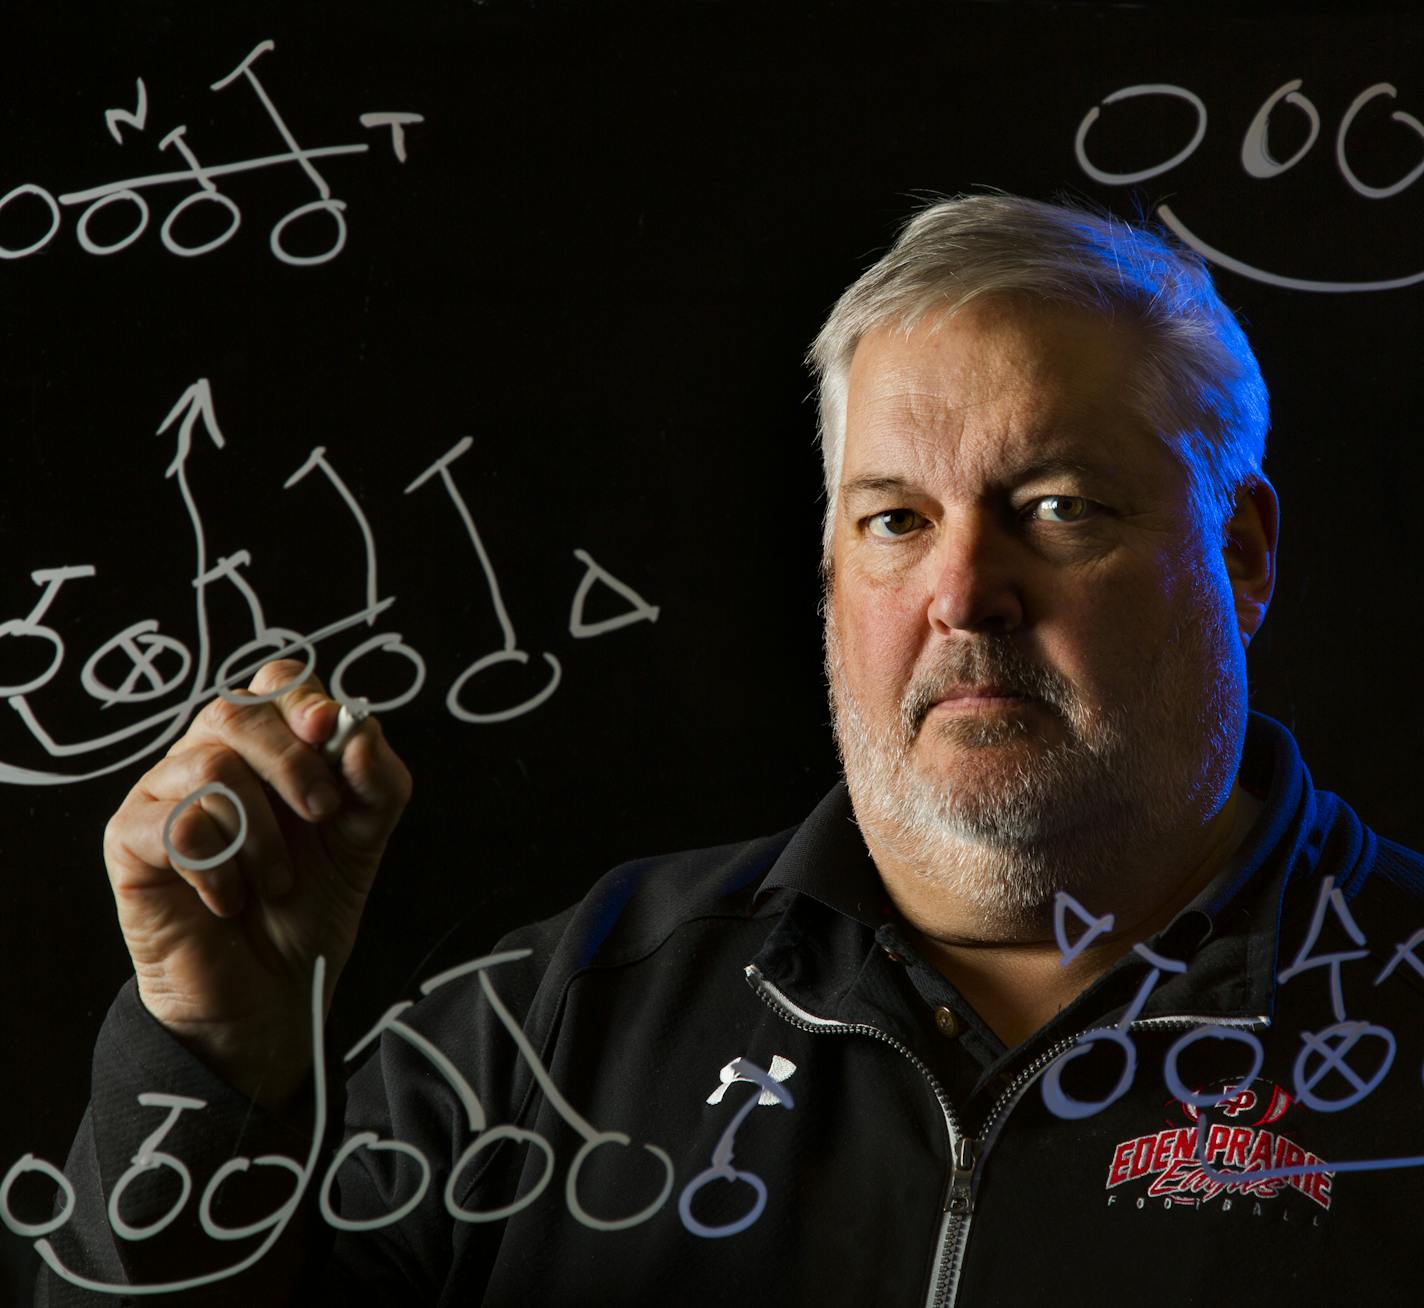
[841,299,1174,489]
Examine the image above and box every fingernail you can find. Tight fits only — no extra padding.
[264,861,293,899]
[307,783,340,819]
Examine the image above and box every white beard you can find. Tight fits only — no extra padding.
[825,571,1244,933]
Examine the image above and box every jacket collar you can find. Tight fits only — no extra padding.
[751,711,1354,1036]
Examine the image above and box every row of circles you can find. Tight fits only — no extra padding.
[0,184,349,264]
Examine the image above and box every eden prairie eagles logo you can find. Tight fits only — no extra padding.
[1104,1079,1334,1212]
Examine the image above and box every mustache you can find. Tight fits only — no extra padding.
[900,640,1076,735]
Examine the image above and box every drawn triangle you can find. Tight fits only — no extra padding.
[568,548,660,639]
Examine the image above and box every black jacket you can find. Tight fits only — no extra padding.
[36,713,1424,1305]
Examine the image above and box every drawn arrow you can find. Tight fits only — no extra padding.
[157,378,226,477]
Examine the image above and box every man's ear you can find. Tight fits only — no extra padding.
[1223,476,1278,648]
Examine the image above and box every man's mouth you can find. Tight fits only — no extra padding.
[933,684,1031,707]
[901,652,1070,735]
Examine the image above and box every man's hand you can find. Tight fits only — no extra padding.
[102,659,413,1108]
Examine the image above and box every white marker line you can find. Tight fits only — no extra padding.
[159,126,219,194]
[33,958,329,1296]
[285,447,380,624]
[358,112,425,163]
[105,78,149,145]
[7,597,395,760]
[160,395,219,717]
[226,58,333,200]
[196,552,266,635]
[223,565,267,637]
[1157,203,1424,293]
[405,438,518,652]
[478,970,599,1144]
[57,144,369,206]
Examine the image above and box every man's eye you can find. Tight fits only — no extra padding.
[1027,495,1097,524]
[866,508,927,538]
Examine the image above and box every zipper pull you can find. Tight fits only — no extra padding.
[947,1135,976,1215]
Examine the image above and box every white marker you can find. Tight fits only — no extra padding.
[322,700,369,765]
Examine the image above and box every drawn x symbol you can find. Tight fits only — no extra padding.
[1295,1021,1395,1111]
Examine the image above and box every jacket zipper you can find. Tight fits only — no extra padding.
[938,1011,1271,1304]
[743,964,970,1308]
[746,962,1269,1308]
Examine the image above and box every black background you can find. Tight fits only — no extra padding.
[2,1,1422,1299]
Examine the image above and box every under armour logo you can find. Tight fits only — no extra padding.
[706,1054,798,1106]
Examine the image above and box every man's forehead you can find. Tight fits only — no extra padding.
[847,301,1141,418]
[842,389,1149,492]
[842,302,1163,486]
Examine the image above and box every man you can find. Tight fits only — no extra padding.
[39,196,1424,1305]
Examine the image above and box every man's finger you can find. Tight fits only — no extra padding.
[162,795,248,917]
[185,689,341,824]
[117,748,293,905]
[327,714,413,846]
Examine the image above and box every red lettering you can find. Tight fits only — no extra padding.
[1206,1124,1231,1163]
[1149,1130,1175,1173]
[1107,1139,1135,1187]
[1225,1127,1252,1168]
[1274,1138,1306,1191]
[1246,1130,1275,1170]
[1130,1136,1156,1180]
[1296,1153,1335,1209]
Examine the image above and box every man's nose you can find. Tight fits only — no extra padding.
[925,513,1025,636]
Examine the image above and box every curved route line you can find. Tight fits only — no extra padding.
[33,959,330,1296]
[0,598,393,786]
[1157,203,1424,293]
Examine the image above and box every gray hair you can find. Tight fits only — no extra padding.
[807,194,1270,552]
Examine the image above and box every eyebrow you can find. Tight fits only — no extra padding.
[1011,455,1114,485]
[840,475,920,505]
[840,457,1122,506]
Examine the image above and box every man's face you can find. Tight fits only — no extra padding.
[826,297,1247,918]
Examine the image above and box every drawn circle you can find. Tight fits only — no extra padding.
[1162,1026,1265,1107]
[0,184,61,259]
[447,650,563,724]
[1292,1020,1396,1112]
[1337,83,1424,200]
[1074,84,1208,185]
[331,633,427,713]
[215,630,316,704]
[564,1134,675,1232]
[80,620,192,705]
[1040,1027,1138,1121]
[160,190,242,257]
[319,1132,431,1233]
[198,1154,304,1241]
[445,1125,554,1223]
[75,189,150,256]
[107,1152,192,1241]
[0,619,64,697]
[1241,79,1321,179]
[270,198,348,266]
[162,782,248,875]
[677,1166,768,1240]
[0,1155,74,1238]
